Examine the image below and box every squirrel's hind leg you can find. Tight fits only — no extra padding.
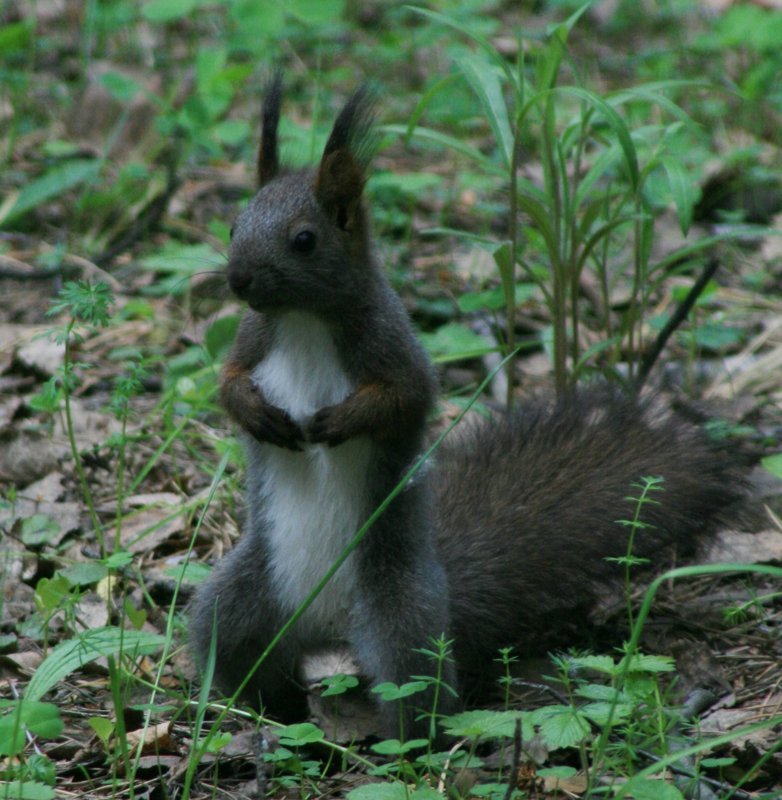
[188,533,310,721]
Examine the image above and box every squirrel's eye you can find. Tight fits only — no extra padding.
[229,224,235,240]
[291,229,317,253]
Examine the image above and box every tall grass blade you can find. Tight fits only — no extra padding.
[460,56,514,169]
[24,627,165,702]
[0,160,100,226]
[660,155,698,235]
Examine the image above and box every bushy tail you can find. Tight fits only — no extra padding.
[431,388,748,671]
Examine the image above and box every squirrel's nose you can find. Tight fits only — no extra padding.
[228,268,252,295]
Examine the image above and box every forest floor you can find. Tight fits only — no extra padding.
[2,1,782,798]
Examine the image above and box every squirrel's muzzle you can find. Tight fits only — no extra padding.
[227,266,252,296]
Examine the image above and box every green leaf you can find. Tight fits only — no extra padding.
[123,599,147,630]
[34,576,72,614]
[575,683,627,702]
[460,55,514,169]
[371,680,428,701]
[277,722,325,747]
[528,705,590,749]
[550,2,591,38]
[349,785,441,800]
[0,713,26,758]
[418,322,494,362]
[700,757,737,768]
[0,702,62,757]
[212,118,250,147]
[382,124,501,175]
[683,321,745,351]
[0,20,34,53]
[580,700,633,726]
[140,242,223,274]
[0,781,55,800]
[164,562,211,584]
[660,156,698,235]
[205,315,240,361]
[88,716,114,745]
[288,0,345,24]
[141,0,197,22]
[105,551,134,571]
[371,738,428,756]
[57,562,107,587]
[623,777,685,800]
[140,242,224,296]
[201,731,232,753]
[762,452,782,478]
[347,784,412,800]
[24,754,55,787]
[555,86,640,189]
[99,71,142,102]
[442,709,530,740]
[20,515,60,547]
[617,652,675,674]
[538,765,578,779]
[24,627,166,702]
[228,1,284,46]
[457,283,537,313]
[21,700,65,739]
[369,171,443,196]
[1,160,100,226]
[320,673,359,697]
[195,46,226,88]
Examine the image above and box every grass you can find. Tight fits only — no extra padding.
[1,1,781,798]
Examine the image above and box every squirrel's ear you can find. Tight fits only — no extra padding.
[257,72,282,187]
[315,150,365,230]
[315,87,375,230]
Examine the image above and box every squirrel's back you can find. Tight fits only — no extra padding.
[432,387,746,677]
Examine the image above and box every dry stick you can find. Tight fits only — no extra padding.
[94,148,181,268]
[503,717,523,800]
[636,258,720,389]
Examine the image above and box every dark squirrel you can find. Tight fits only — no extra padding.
[189,78,746,737]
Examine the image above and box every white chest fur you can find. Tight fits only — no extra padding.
[249,312,371,635]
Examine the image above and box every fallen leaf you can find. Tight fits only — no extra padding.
[125,721,176,754]
[0,396,22,433]
[0,429,69,484]
[706,529,782,564]
[119,505,186,554]
[17,334,65,376]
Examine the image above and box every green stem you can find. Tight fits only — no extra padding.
[115,413,128,552]
[63,329,105,557]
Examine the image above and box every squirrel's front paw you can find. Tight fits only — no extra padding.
[247,401,305,451]
[306,406,349,447]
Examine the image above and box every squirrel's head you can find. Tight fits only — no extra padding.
[227,75,376,315]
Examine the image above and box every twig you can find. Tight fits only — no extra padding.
[94,148,181,268]
[636,258,720,388]
[503,717,522,800]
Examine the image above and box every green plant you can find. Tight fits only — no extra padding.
[45,281,113,556]
[401,5,739,399]
[608,475,664,628]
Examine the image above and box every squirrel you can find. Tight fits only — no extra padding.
[189,77,747,738]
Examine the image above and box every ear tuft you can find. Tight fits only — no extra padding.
[257,71,283,187]
[322,85,377,171]
[315,86,377,228]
